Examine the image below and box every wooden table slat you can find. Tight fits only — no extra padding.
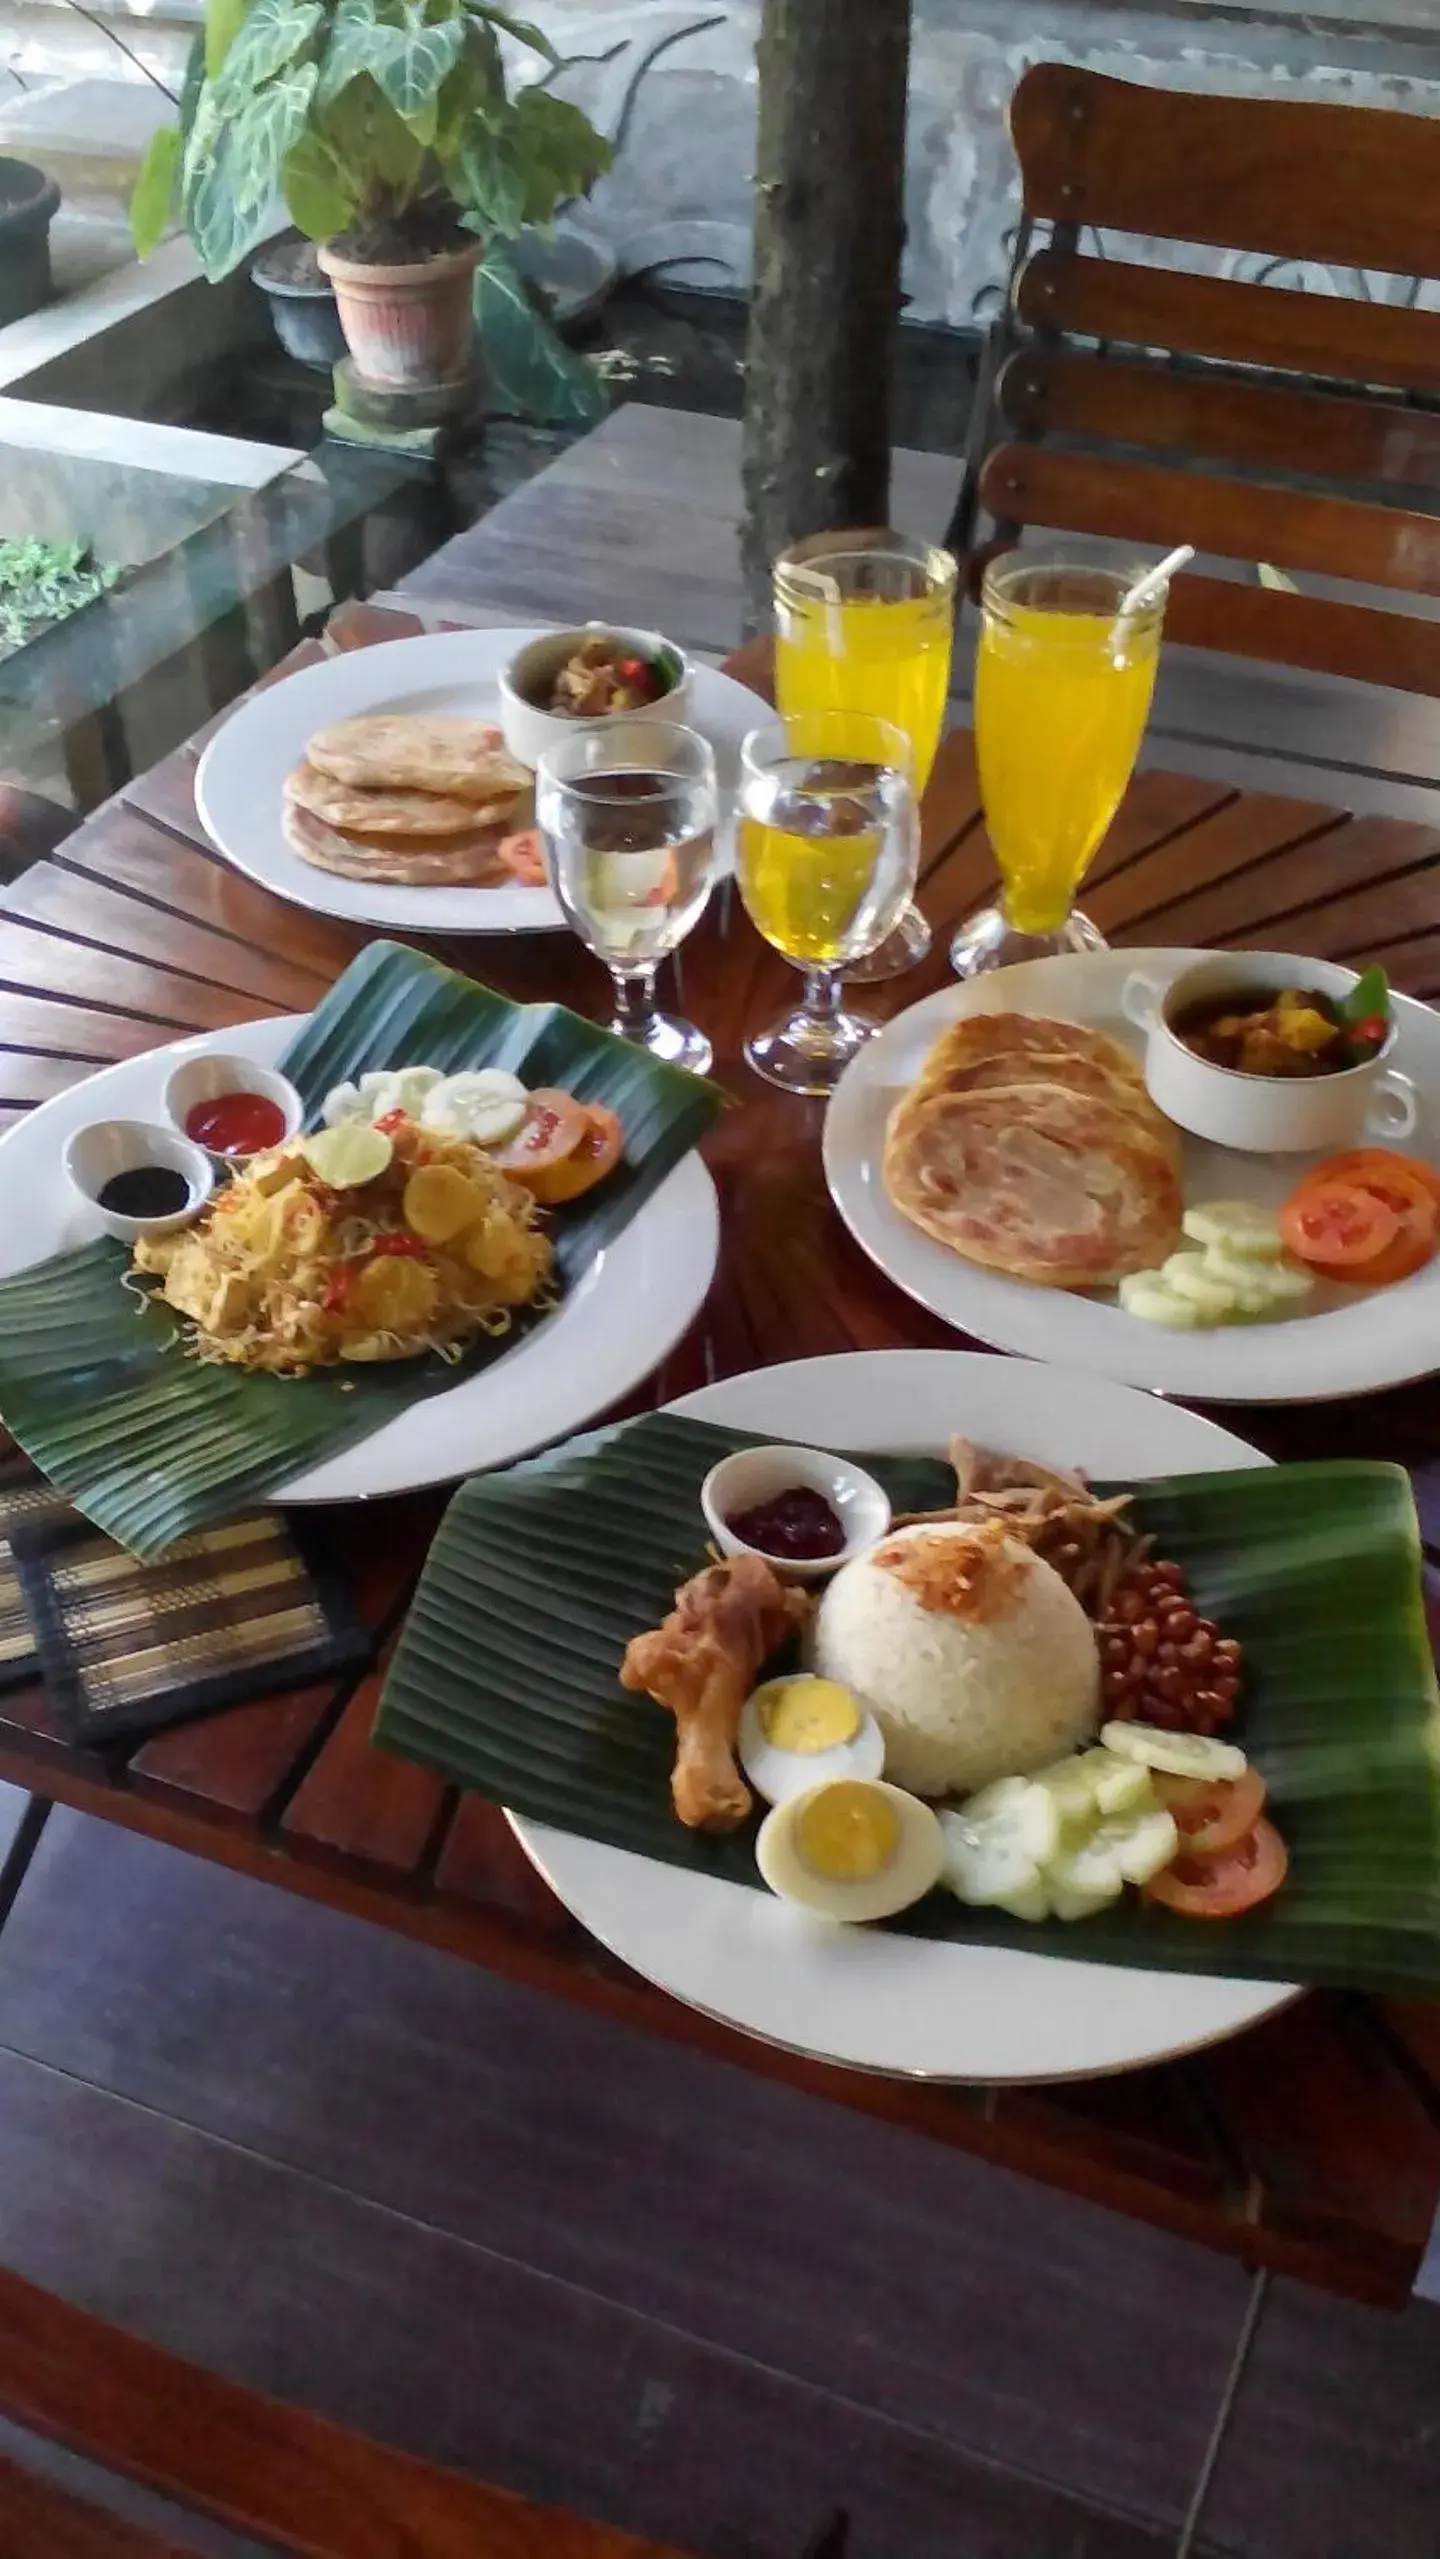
[1081,768,1239,891]
[127,1683,346,1827]
[3,863,327,1015]
[0,1049,99,1108]
[58,808,361,986]
[1147,813,1440,951]
[1084,793,1353,936]
[0,918,273,1035]
[278,1669,448,1881]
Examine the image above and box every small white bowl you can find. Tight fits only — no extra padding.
[162,1053,303,1160]
[701,1442,892,1585]
[63,1117,214,1242]
[498,623,692,770]
[1123,950,1419,1156]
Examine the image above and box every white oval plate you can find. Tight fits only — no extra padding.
[510,1349,1295,2083]
[195,626,767,936]
[824,948,1440,1404]
[0,1017,718,1505]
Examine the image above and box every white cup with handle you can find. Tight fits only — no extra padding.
[1121,952,1418,1155]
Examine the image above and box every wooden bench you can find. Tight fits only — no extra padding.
[0,2266,698,2559]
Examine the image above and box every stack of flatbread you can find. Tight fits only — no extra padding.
[883,1013,1182,1290]
[283,716,534,887]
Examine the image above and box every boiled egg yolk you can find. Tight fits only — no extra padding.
[758,1677,860,1756]
[794,1781,899,1883]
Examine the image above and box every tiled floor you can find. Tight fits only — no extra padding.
[0,1785,1437,2556]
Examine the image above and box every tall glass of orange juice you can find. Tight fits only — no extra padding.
[774,531,956,976]
[950,551,1165,978]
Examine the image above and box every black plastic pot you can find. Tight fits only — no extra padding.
[252,233,348,372]
[0,158,60,328]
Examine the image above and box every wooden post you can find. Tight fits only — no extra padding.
[740,0,913,630]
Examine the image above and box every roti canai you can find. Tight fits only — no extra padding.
[306,715,528,802]
[884,1013,1182,1289]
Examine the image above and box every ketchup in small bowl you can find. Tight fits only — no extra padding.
[164,1055,301,1160]
[184,1090,289,1157]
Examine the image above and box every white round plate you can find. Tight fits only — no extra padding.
[195,626,767,936]
[0,1018,718,1504]
[824,948,1440,1404]
[510,1348,1295,2083]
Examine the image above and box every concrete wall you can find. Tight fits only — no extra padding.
[529,0,1440,324]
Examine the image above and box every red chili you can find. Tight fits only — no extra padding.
[367,1233,428,1258]
[374,1109,410,1136]
[323,1265,354,1313]
[618,656,645,682]
[1354,1016,1387,1044]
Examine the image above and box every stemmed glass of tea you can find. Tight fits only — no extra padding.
[536,722,721,1076]
[735,711,919,1095]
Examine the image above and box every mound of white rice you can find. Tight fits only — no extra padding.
[812,1519,1100,1798]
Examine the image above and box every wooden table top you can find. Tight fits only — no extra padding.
[5,417,1440,2310]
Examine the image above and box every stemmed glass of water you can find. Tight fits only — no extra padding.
[536,722,721,1076]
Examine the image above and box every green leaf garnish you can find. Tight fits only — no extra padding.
[1339,963,1389,1029]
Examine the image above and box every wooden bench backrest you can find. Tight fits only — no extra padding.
[975,63,1440,694]
[0,2267,693,2559]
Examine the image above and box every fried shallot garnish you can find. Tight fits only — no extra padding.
[620,1552,813,1832]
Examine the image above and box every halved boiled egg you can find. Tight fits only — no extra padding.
[738,1674,884,1807]
[756,1777,944,1923]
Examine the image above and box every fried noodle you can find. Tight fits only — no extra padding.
[130,1116,554,1377]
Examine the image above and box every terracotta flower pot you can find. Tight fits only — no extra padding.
[318,238,483,389]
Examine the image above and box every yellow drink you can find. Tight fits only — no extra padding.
[738,807,888,964]
[776,592,952,792]
[975,583,1160,937]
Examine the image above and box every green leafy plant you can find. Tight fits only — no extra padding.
[132,0,611,281]
[0,538,119,651]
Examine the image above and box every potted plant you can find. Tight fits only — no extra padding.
[0,156,61,327]
[131,0,610,395]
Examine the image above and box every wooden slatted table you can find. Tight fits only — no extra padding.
[4,527,1440,2311]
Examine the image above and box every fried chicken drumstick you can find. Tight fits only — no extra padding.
[620,1552,813,1831]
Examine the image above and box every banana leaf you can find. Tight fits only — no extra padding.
[375,1410,1440,1995]
[0,944,723,1559]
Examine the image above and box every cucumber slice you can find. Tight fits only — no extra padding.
[1106,1806,1181,1886]
[1030,1758,1103,1838]
[1077,1748,1156,1818]
[321,1081,366,1128]
[1045,1840,1126,1920]
[1100,1722,1247,1784]
[957,1775,1063,1862]
[1204,1248,1314,1305]
[991,1870,1050,1924]
[1117,1276,1201,1329]
[940,1778,1058,1917]
[422,1070,529,1146]
[1042,1808,1180,1916]
[368,1066,444,1125]
[1182,1202,1284,1260]
[1162,1253,1243,1319]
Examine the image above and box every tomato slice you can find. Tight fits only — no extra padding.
[526,1104,624,1205]
[492,1089,589,1198]
[497,826,547,887]
[1153,1767,1267,1856]
[1310,1218,1436,1288]
[1143,1817,1289,1918]
[1279,1179,1399,1268]
[1294,1150,1440,1215]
